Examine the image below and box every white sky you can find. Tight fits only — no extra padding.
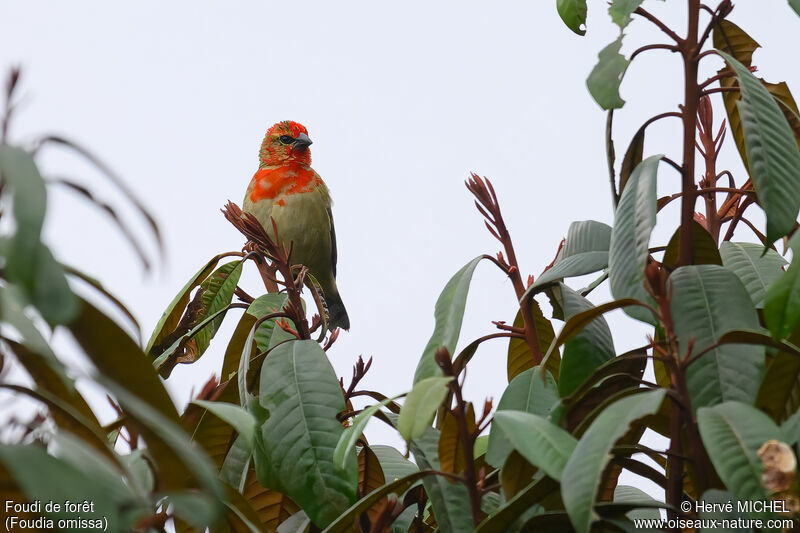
[2,0,799,505]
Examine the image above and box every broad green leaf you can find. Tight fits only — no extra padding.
[608,0,645,30]
[506,300,559,381]
[661,221,722,270]
[220,433,251,491]
[152,305,236,373]
[193,260,244,356]
[278,511,311,533]
[608,155,661,323]
[587,36,629,110]
[529,220,612,291]
[334,398,394,470]
[247,293,290,352]
[145,253,234,353]
[408,425,474,533]
[781,409,800,445]
[191,400,256,451]
[720,241,787,307]
[0,444,145,533]
[493,411,577,481]
[254,340,356,527]
[221,312,258,382]
[756,327,800,421]
[765,253,800,340]
[792,0,800,16]
[718,50,800,244]
[414,256,484,383]
[670,265,764,409]
[371,445,419,483]
[398,376,452,441]
[697,402,783,516]
[164,492,220,531]
[555,283,615,397]
[561,389,665,533]
[474,477,557,533]
[29,242,80,325]
[698,489,750,532]
[557,0,587,36]
[486,366,559,468]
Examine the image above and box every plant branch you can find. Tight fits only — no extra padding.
[634,7,684,44]
[630,43,680,61]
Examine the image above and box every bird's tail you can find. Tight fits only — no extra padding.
[325,289,350,331]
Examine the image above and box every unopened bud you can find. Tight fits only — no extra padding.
[435,347,453,375]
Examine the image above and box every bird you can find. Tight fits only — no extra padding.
[243,120,350,331]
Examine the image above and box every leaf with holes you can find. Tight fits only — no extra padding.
[587,36,629,110]
[608,0,645,30]
[557,0,587,35]
[669,265,764,410]
[608,155,661,323]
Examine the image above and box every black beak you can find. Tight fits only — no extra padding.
[293,132,313,150]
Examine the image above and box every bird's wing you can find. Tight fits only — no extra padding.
[327,206,338,278]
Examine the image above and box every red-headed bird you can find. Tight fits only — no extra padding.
[243,121,349,330]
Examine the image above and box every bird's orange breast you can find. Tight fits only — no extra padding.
[248,164,320,205]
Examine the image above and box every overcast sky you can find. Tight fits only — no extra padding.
[3,0,799,502]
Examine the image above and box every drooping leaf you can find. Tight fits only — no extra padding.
[720,241,787,307]
[254,340,357,527]
[371,445,419,483]
[414,256,484,383]
[587,36,630,110]
[506,300,559,381]
[718,50,800,244]
[493,411,577,481]
[608,155,661,323]
[608,0,645,30]
[557,0,587,36]
[486,366,559,468]
[398,376,452,441]
[669,265,764,409]
[554,283,615,397]
[561,389,666,533]
[191,400,256,451]
[661,221,722,270]
[529,220,612,291]
[697,402,783,516]
[613,485,661,521]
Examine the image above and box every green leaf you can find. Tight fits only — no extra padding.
[191,400,256,451]
[475,477,558,533]
[486,366,559,468]
[698,489,751,532]
[555,283,615,397]
[756,327,800,422]
[670,265,764,409]
[193,260,244,356]
[334,398,394,470]
[529,220,612,291]
[782,409,800,445]
[613,485,660,521]
[608,155,661,323]
[254,340,357,527]
[145,253,234,353]
[697,402,783,516]
[165,492,220,531]
[557,0,587,36]
[414,256,484,383]
[587,36,630,110]
[791,0,800,16]
[247,293,291,351]
[408,426,474,533]
[398,376,452,441]
[608,0,645,30]
[720,241,787,307]
[718,50,800,244]
[0,444,145,532]
[371,445,419,483]
[765,253,800,340]
[30,242,80,325]
[493,411,577,481]
[561,389,666,533]
[619,127,645,196]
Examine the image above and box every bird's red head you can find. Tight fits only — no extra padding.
[259,120,312,167]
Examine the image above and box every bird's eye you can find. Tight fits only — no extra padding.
[279,135,295,145]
